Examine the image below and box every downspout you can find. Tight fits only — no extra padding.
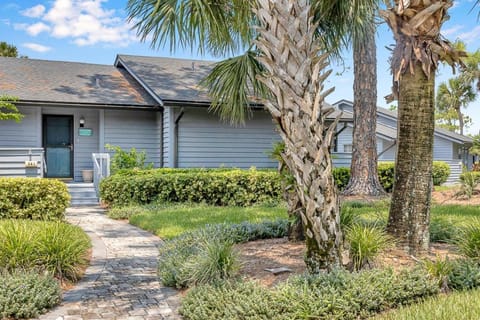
[160,109,164,168]
[173,108,185,168]
[377,139,397,158]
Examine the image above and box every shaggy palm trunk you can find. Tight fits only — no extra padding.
[387,63,434,254]
[381,0,464,255]
[343,21,385,196]
[255,0,344,271]
[457,107,464,135]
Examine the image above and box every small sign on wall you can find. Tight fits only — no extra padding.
[78,128,93,136]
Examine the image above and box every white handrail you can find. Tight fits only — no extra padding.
[92,153,110,195]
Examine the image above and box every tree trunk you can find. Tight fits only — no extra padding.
[343,20,386,196]
[387,63,434,255]
[456,107,464,135]
[255,0,344,271]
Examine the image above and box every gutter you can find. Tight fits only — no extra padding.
[17,100,161,111]
[173,108,185,168]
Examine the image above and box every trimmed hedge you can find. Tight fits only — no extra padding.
[101,162,451,206]
[100,168,282,206]
[0,178,70,220]
[0,270,61,319]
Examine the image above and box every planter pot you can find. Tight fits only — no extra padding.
[81,169,94,183]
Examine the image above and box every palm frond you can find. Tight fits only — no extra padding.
[200,50,269,125]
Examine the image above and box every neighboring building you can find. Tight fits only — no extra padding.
[0,56,473,184]
[332,100,474,184]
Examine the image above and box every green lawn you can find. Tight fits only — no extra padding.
[127,203,287,239]
[373,289,480,320]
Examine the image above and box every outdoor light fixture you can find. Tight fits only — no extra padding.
[79,116,85,128]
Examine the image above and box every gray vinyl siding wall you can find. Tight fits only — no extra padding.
[433,136,453,160]
[162,107,173,167]
[176,107,279,168]
[0,106,40,147]
[104,109,161,168]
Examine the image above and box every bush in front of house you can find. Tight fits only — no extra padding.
[0,270,61,319]
[100,168,282,206]
[158,219,289,288]
[0,219,91,281]
[432,161,451,186]
[0,178,70,220]
[180,267,439,320]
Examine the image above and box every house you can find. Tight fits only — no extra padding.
[0,55,474,185]
[332,100,474,184]
[0,55,278,182]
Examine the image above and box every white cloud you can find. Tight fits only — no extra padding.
[442,25,463,37]
[17,0,137,47]
[0,19,10,26]
[458,26,480,44]
[21,4,46,18]
[25,22,51,36]
[23,42,52,53]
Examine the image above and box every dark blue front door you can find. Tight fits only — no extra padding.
[43,115,73,178]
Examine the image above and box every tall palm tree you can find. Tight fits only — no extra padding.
[128,0,378,269]
[380,0,465,254]
[0,42,18,57]
[436,77,476,135]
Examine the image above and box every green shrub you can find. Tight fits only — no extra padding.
[100,168,282,206]
[333,167,350,190]
[0,270,61,319]
[158,220,288,288]
[182,239,240,286]
[105,144,153,173]
[457,171,480,199]
[0,178,70,220]
[377,162,396,192]
[448,259,480,290]
[430,216,458,243]
[180,268,439,320]
[422,256,454,290]
[346,224,392,270]
[432,161,451,186]
[455,218,480,260]
[0,220,91,281]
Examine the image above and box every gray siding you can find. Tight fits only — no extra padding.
[336,126,353,152]
[379,139,396,160]
[177,107,279,168]
[104,109,161,168]
[433,136,453,160]
[162,107,173,167]
[0,106,40,148]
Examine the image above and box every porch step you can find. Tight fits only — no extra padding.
[66,183,99,207]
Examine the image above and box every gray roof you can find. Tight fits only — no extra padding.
[0,57,157,107]
[116,55,215,105]
[334,100,473,144]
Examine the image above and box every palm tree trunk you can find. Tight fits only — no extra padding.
[387,63,434,255]
[255,0,344,271]
[457,107,464,135]
[343,20,385,196]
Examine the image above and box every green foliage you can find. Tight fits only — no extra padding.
[0,178,70,220]
[422,256,454,290]
[181,268,439,320]
[448,259,480,291]
[455,218,480,260]
[105,144,152,173]
[457,171,480,199]
[0,270,61,319]
[128,203,287,239]
[373,287,480,320]
[182,239,240,286]
[0,95,23,122]
[429,216,458,243]
[470,135,480,156]
[107,205,147,220]
[100,168,282,206]
[158,220,288,288]
[0,220,91,281]
[0,41,19,57]
[346,224,392,270]
[377,162,396,192]
[333,167,350,190]
[432,161,451,185]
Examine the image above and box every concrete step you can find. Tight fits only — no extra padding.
[66,183,99,206]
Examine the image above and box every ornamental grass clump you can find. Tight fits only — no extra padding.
[455,218,480,260]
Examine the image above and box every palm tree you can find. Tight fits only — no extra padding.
[380,0,465,254]
[436,77,476,135]
[128,0,380,270]
[0,42,18,57]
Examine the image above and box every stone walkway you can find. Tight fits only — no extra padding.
[39,207,182,320]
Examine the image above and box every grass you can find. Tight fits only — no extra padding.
[373,289,480,320]
[128,203,287,239]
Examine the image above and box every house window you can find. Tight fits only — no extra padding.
[343,144,352,153]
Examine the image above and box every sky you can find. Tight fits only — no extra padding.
[0,0,479,135]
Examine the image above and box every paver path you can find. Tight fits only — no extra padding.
[39,207,182,320]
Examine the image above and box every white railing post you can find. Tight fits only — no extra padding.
[92,153,110,196]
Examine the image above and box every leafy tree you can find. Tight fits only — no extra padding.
[380,0,465,254]
[127,0,381,270]
[471,134,480,157]
[0,95,23,122]
[0,42,18,57]
[436,77,476,135]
